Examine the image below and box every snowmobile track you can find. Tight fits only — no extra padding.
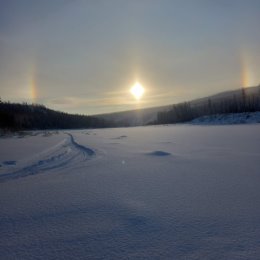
[0,134,96,183]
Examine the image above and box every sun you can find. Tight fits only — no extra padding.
[130,82,145,100]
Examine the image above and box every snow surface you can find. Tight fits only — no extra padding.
[190,111,260,125]
[1,125,260,259]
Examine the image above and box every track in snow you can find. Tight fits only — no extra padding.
[0,134,96,183]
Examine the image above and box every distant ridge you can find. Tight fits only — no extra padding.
[97,85,260,126]
[1,85,259,131]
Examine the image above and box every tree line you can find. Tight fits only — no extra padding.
[1,86,260,130]
[156,87,260,124]
[0,100,114,130]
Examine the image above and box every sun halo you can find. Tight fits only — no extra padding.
[130,82,145,100]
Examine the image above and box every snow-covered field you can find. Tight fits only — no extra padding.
[1,125,260,259]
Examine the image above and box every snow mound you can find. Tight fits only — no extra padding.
[146,150,171,156]
[2,161,16,166]
[112,135,128,140]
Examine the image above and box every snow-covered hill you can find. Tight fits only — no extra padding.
[97,85,260,126]
[190,111,260,125]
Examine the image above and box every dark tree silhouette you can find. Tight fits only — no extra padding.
[0,101,115,131]
[156,87,260,125]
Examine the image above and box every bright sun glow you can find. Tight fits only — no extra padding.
[130,82,145,100]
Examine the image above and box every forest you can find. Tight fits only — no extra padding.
[156,88,260,124]
[0,101,114,131]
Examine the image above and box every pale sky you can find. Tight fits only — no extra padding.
[1,0,260,114]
